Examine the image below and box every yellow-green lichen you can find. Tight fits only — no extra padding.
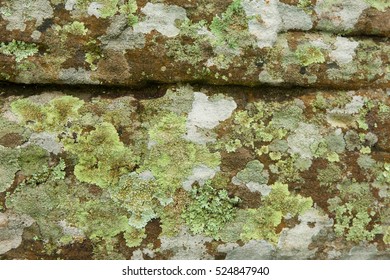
[240,182,313,243]
[141,112,220,195]
[0,40,39,62]
[328,181,383,242]
[0,145,20,192]
[182,181,240,239]
[295,44,326,67]
[64,122,138,188]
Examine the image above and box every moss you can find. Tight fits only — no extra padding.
[182,181,240,239]
[0,40,38,62]
[240,182,313,243]
[295,45,326,67]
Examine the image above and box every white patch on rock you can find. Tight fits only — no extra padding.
[347,244,379,260]
[27,132,63,155]
[65,0,77,10]
[277,208,333,259]
[3,0,54,31]
[278,2,313,31]
[329,95,364,115]
[258,70,284,85]
[241,0,281,48]
[330,37,359,65]
[246,182,272,196]
[131,248,156,260]
[101,27,146,51]
[59,68,99,84]
[133,3,187,37]
[287,123,322,159]
[185,92,237,144]
[58,220,84,240]
[241,0,312,48]
[160,227,213,260]
[221,240,275,260]
[87,2,103,18]
[0,212,34,255]
[182,165,218,191]
[31,30,42,40]
[315,0,369,31]
[131,249,144,260]
[138,170,154,181]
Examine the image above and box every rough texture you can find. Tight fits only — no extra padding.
[0,84,389,260]
[0,0,389,261]
[0,0,389,87]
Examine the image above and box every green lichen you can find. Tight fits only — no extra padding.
[64,122,138,188]
[217,100,287,154]
[53,20,89,44]
[240,182,313,243]
[209,0,250,49]
[384,226,390,244]
[18,145,49,176]
[234,160,269,185]
[295,45,326,67]
[0,117,29,145]
[75,0,120,18]
[11,95,84,132]
[328,181,383,242]
[0,145,20,192]
[109,172,161,229]
[182,181,240,239]
[11,95,139,189]
[5,160,78,245]
[364,0,390,12]
[0,40,38,62]
[119,0,138,26]
[84,39,101,65]
[165,20,208,67]
[317,163,342,187]
[141,112,220,195]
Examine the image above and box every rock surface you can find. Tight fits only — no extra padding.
[0,0,389,87]
[0,84,389,260]
[0,0,389,260]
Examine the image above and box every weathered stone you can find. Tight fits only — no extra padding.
[0,0,389,262]
[0,0,388,88]
[0,211,34,255]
